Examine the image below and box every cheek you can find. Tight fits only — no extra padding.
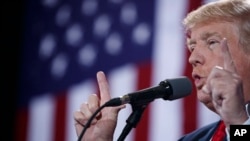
[205,53,224,68]
[233,53,249,75]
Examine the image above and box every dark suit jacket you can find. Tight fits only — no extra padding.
[178,120,227,141]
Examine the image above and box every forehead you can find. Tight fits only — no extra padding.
[187,21,239,39]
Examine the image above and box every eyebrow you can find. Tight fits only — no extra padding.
[200,32,221,40]
[186,32,221,46]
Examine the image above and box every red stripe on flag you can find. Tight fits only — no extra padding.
[182,0,202,134]
[183,51,197,134]
[15,107,28,141]
[53,91,67,141]
[134,62,152,141]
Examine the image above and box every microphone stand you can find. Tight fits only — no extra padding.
[117,104,147,141]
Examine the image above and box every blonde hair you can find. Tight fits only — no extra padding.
[183,0,250,52]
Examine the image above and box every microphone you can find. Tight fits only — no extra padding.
[77,76,192,141]
[105,76,192,106]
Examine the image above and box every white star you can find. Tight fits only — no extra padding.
[56,5,71,27]
[120,2,137,25]
[39,33,56,60]
[42,0,58,8]
[105,32,123,55]
[109,0,123,4]
[132,23,151,45]
[65,23,83,46]
[78,43,97,67]
[93,14,111,38]
[82,0,98,16]
[51,53,68,79]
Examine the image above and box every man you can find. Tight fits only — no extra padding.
[74,0,250,140]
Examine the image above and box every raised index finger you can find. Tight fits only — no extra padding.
[221,38,237,73]
[96,71,111,106]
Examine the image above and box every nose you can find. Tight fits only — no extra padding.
[188,49,204,67]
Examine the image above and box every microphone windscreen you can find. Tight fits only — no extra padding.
[167,77,192,100]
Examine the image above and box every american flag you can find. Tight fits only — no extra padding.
[16,0,220,141]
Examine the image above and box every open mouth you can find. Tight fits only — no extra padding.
[192,73,204,90]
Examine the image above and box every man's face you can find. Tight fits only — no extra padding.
[187,21,250,112]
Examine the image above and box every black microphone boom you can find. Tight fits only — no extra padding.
[105,76,192,106]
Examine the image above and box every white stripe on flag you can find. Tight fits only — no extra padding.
[150,0,188,140]
[28,94,55,141]
[109,64,138,141]
[197,101,220,128]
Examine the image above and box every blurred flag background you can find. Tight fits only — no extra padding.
[10,0,221,141]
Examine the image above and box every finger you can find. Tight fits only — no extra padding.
[221,38,237,73]
[79,103,96,122]
[96,71,111,106]
[210,85,224,107]
[75,123,84,136]
[203,66,224,95]
[74,111,86,126]
[88,94,101,117]
[202,84,210,94]
[78,103,98,125]
[74,111,88,136]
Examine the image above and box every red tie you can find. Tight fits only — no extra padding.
[212,120,226,141]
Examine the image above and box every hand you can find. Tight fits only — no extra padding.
[74,71,125,141]
[202,38,248,128]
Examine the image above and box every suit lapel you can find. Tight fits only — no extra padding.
[178,120,222,141]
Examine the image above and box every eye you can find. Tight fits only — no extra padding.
[207,39,219,49]
[208,40,216,45]
[188,45,195,52]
